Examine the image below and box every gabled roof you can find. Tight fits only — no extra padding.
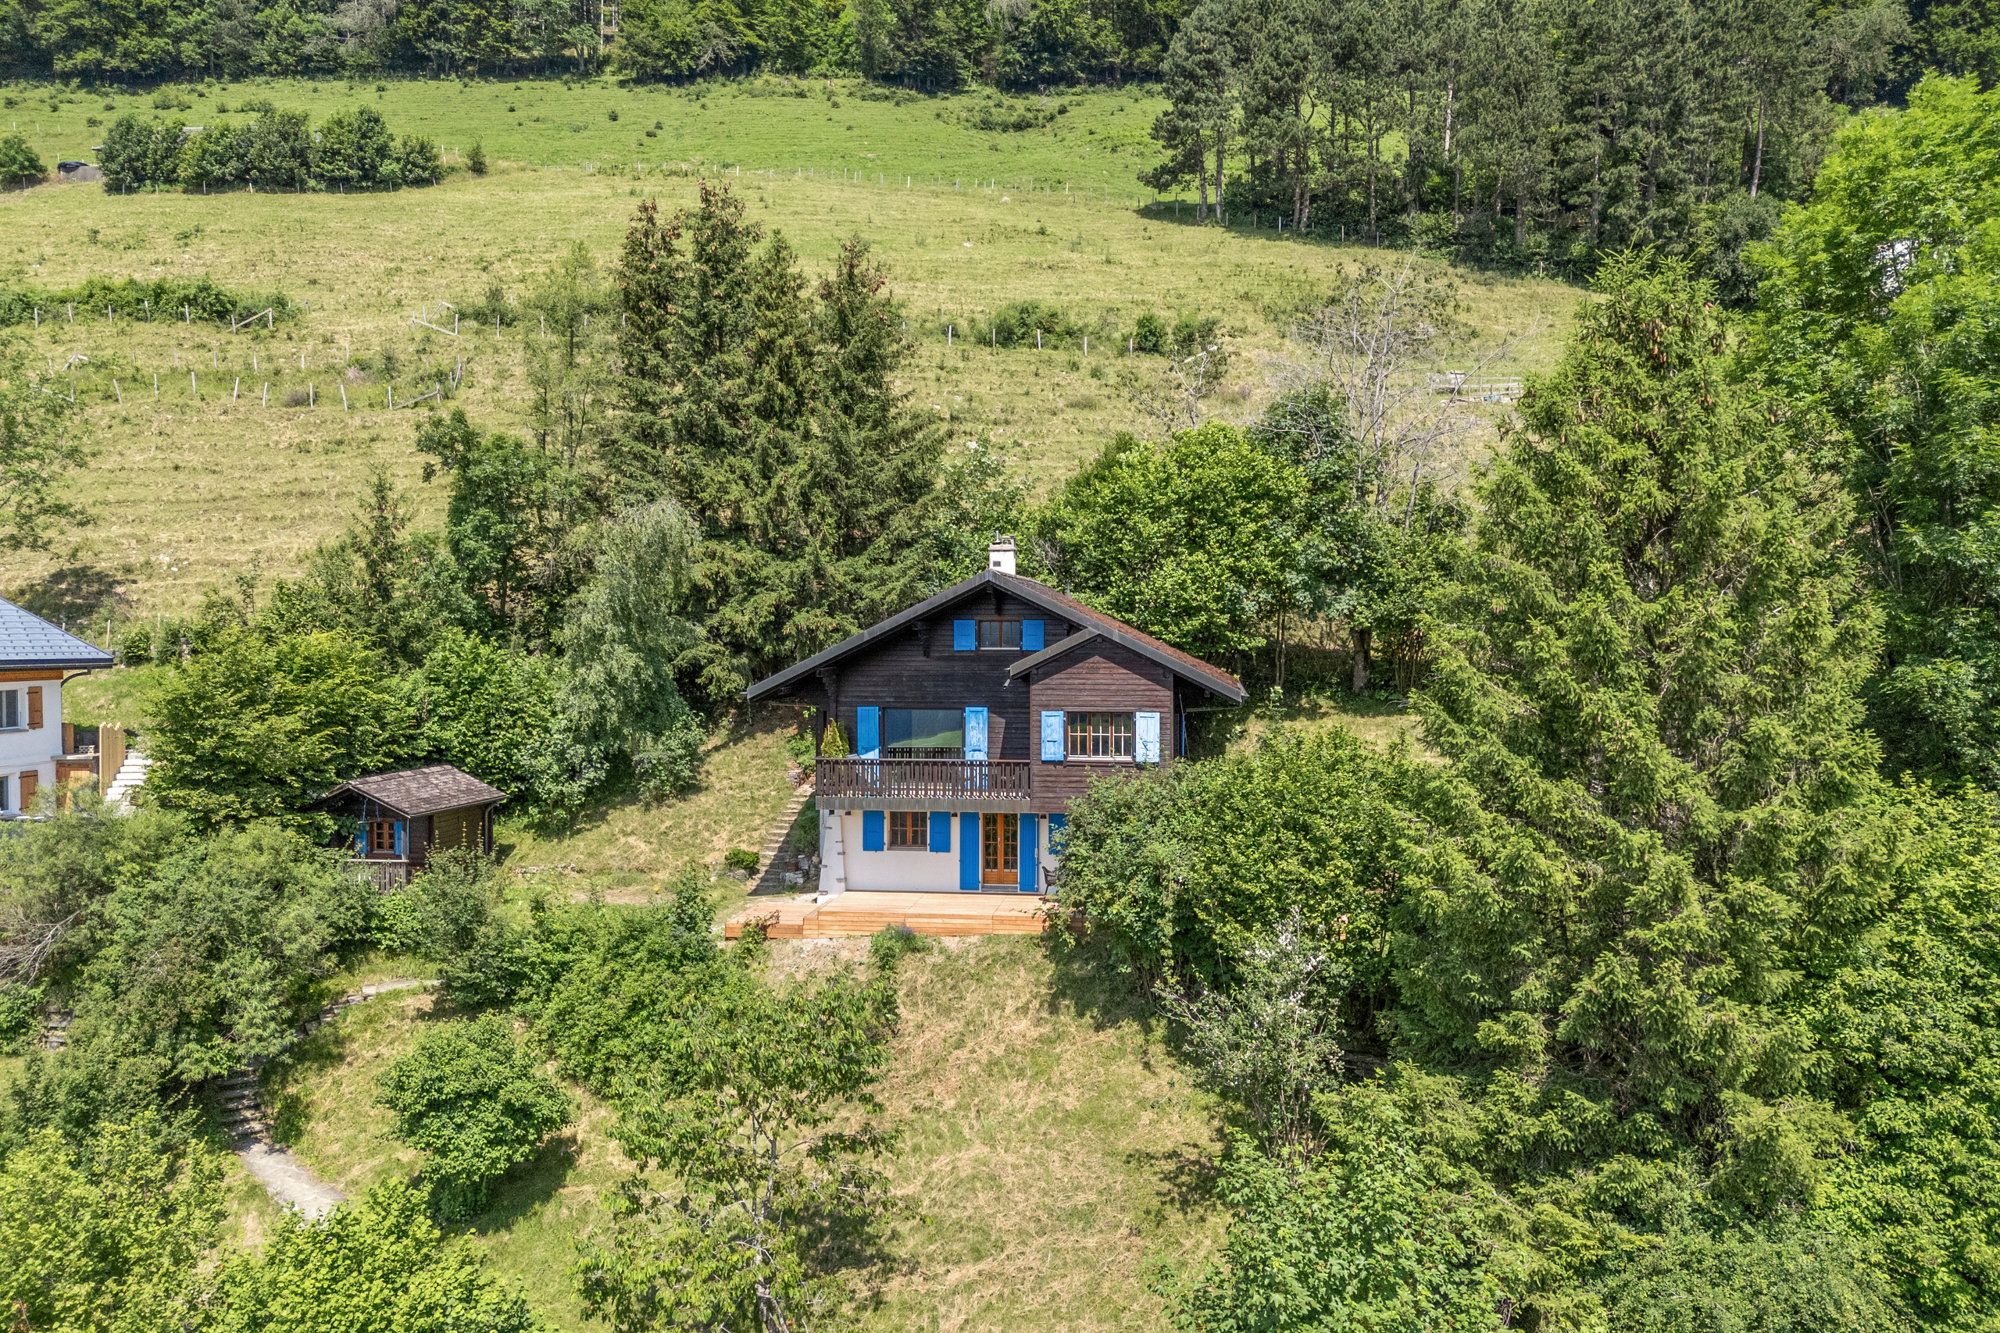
[745,571,1247,704]
[324,764,506,818]
[0,597,114,670]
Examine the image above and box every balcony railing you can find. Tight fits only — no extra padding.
[815,756,1032,803]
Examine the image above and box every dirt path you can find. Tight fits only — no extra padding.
[224,978,435,1218]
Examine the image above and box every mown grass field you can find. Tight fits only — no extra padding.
[2,76,1580,631]
[257,936,1217,1333]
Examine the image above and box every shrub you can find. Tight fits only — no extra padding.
[634,711,707,801]
[377,1015,572,1220]
[978,299,1082,349]
[392,134,442,186]
[722,848,759,874]
[1131,310,1168,353]
[98,115,185,191]
[316,106,394,189]
[466,140,487,175]
[0,134,45,188]
[177,125,243,190]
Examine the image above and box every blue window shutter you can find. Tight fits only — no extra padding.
[1022,618,1045,651]
[1135,711,1161,764]
[1049,812,1068,853]
[861,810,885,852]
[959,813,980,890]
[1019,814,1039,893]
[1040,710,1066,762]
[354,822,366,854]
[394,820,407,857]
[952,618,976,651]
[929,811,951,853]
[856,706,881,759]
[964,707,989,762]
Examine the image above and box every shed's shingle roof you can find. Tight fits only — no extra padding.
[744,570,1246,704]
[326,764,506,817]
[0,597,114,670]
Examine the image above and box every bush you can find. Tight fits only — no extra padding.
[466,140,487,175]
[0,133,45,188]
[315,106,394,189]
[377,1015,572,1221]
[633,711,707,801]
[1130,310,1168,353]
[978,299,1083,349]
[392,134,442,186]
[98,114,185,191]
[240,109,312,192]
[722,847,759,873]
[377,848,499,964]
[177,124,243,190]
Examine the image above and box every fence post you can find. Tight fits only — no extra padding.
[190,372,197,396]
[309,382,316,407]
[112,380,122,403]
[232,377,240,400]
[261,383,268,407]
[339,383,348,411]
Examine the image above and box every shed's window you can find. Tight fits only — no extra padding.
[977,619,1021,650]
[1066,712,1135,759]
[367,818,399,856]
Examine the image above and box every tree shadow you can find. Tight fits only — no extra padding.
[1129,1143,1224,1214]
[7,562,130,630]
[1038,925,1165,1041]
[454,1130,582,1237]
[263,1022,353,1147]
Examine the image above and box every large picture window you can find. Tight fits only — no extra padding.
[1066,712,1135,759]
[885,708,964,758]
[887,811,927,848]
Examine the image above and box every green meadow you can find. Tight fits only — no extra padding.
[2,76,1579,627]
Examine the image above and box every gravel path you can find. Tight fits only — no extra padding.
[224,978,436,1218]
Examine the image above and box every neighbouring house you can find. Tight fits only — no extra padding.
[746,538,1247,896]
[0,597,114,818]
[322,764,504,889]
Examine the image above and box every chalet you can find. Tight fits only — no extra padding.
[323,764,504,889]
[746,539,1246,896]
[0,597,114,818]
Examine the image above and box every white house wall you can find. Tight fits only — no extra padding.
[819,808,1059,894]
[0,675,62,815]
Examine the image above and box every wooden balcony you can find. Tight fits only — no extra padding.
[814,756,1032,807]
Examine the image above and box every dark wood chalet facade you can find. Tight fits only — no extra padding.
[745,540,1246,895]
[323,764,504,889]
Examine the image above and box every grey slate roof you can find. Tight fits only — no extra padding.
[744,570,1247,704]
[325,764,507,817]
[0,597,114,670]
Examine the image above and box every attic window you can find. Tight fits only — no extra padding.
[977,619,1021,650]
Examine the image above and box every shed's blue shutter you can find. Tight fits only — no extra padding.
[952,619,976,651]
[353,822,366,854]
[958,813,980,890]
[1019,814,1039,893]
[394,820,407,857]
[929,811,951,853]
[856,706,881,759]
[861,810,885,852]
[1040,710,1066,762]
[963,707,989,762]
[1022,619,1045,651]
[1135,711,1161,764]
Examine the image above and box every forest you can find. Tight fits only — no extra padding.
[0,0,1993,97]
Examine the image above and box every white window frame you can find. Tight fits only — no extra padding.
[0,689,19,732]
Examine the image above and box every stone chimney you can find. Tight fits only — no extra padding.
[988,535,1018,576]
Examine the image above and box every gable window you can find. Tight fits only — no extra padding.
[977,619,1021,650]
[0,691,18,731]
[366,818,400,856]
[1066,712,1135,760]
[885,708,964,758]
[887,811,927,848]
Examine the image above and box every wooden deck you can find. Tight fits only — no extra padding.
[724,891,1048,940]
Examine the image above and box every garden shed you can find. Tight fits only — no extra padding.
[323,763,503,888]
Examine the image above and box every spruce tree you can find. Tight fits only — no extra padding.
[1405,256,1883,1109]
